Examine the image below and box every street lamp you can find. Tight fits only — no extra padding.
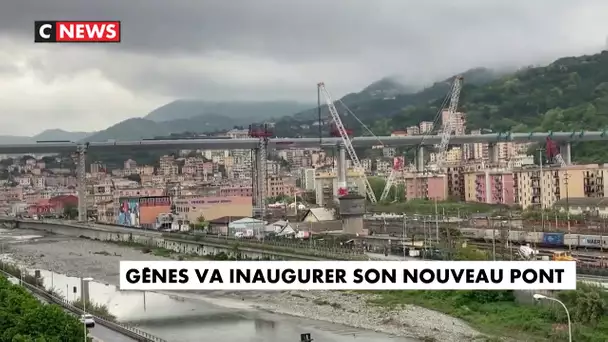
[533,293,572,342]
[82,277,94,342]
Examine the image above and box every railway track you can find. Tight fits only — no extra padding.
[467,241,608,260]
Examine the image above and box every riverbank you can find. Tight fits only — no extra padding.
[4,235,484,341]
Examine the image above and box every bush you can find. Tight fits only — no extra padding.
[71,298,116,321]
[0,276,85,341]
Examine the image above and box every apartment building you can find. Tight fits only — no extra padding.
[124,159,137,169]
[400,173,447,201]
[419,121,434,134]
[464,169,515,205]
[441,110,466,135]
[314,171,366,206]
[220,185,253,197]
[446,167,465,201]
[300,168,316,191]
[159,155,178,176]
[406,126,420,135]
[512,164,608,210]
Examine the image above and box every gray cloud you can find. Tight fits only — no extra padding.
[0,0,607,135]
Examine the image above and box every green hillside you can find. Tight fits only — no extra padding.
[274,67,504,137]
[145,100,314,122]
[397,51,608,162]
[275,51,608,163]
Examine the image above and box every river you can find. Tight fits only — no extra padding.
[26,268,417,342]
[0,229,418,342]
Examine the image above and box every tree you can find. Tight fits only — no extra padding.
[194,215,208,231]
[0,277,85,341]
[63,204,78,219]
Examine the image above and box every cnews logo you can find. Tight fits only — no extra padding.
[34,21,121,43]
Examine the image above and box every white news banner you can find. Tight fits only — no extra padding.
[119,260,577,291]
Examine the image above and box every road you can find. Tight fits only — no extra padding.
[14,276,137,342]
[89,324,137,342]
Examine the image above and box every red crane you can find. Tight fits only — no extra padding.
[248,123,273,138]
[329,122,352,137]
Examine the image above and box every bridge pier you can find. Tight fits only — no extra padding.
[416,146,425,172]
[336,144,347,198]
[76,144,88,222]
[560,142,572,165]
[251,140,268,219]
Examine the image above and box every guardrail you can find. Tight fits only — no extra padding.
[0,270,166,342]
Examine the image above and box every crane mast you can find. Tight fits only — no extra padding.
[380,157,403,201]
[380,76,463,202]
[318,82,378,203]
[435,76,464,171]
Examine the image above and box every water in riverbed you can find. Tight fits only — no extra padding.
[35,269,417,341]
[0,250,416,341]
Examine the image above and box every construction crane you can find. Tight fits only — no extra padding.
[380,76,464,202]
[318,82,378,203]
[380,156,405,201]
[434,76,464,171]
[546,136,573,249]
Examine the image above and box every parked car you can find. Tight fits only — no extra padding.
[80,314,95,328]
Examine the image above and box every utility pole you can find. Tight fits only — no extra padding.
[565,171,571,251]
[402,214,407,259]
[434,198,439,245]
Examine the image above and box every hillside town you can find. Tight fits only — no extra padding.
[2,110,606,232]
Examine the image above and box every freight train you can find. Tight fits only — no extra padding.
[457,228,608,250]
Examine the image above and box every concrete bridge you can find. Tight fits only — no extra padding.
[0,130,596,221]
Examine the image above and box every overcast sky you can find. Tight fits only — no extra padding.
[1,0,607,136]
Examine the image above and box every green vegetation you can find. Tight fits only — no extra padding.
[371,282,608,342]
[0,277,86,341]
[192,215,209,231]
[0,260,116,326]
[368,242,608,341]
[278,52,608,163]
[71,298,116,321]
[63,204,78,220]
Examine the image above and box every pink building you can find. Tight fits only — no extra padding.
[467,171,515,205]
[404,174,447,201]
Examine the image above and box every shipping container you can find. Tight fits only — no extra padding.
[542,232,564,246]
[458,228,484,239]
[525,232,543,244]
[508,230,527,242]
[579,235,602,248]
[564,234,579,247]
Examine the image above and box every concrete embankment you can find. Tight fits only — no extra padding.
[1,228,481,341]
[11,219,365,261]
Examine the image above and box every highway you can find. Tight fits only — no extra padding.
[6,275,137,342]
[0,130,605,153]
[89,325,137,342]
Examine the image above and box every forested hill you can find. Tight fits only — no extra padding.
[274,67,504,136]
[460,51,608,133]
[374,51,608,136]
[274,51,608,162]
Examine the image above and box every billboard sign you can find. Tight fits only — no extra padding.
[117,197,140,227]
[139,196,171,227]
